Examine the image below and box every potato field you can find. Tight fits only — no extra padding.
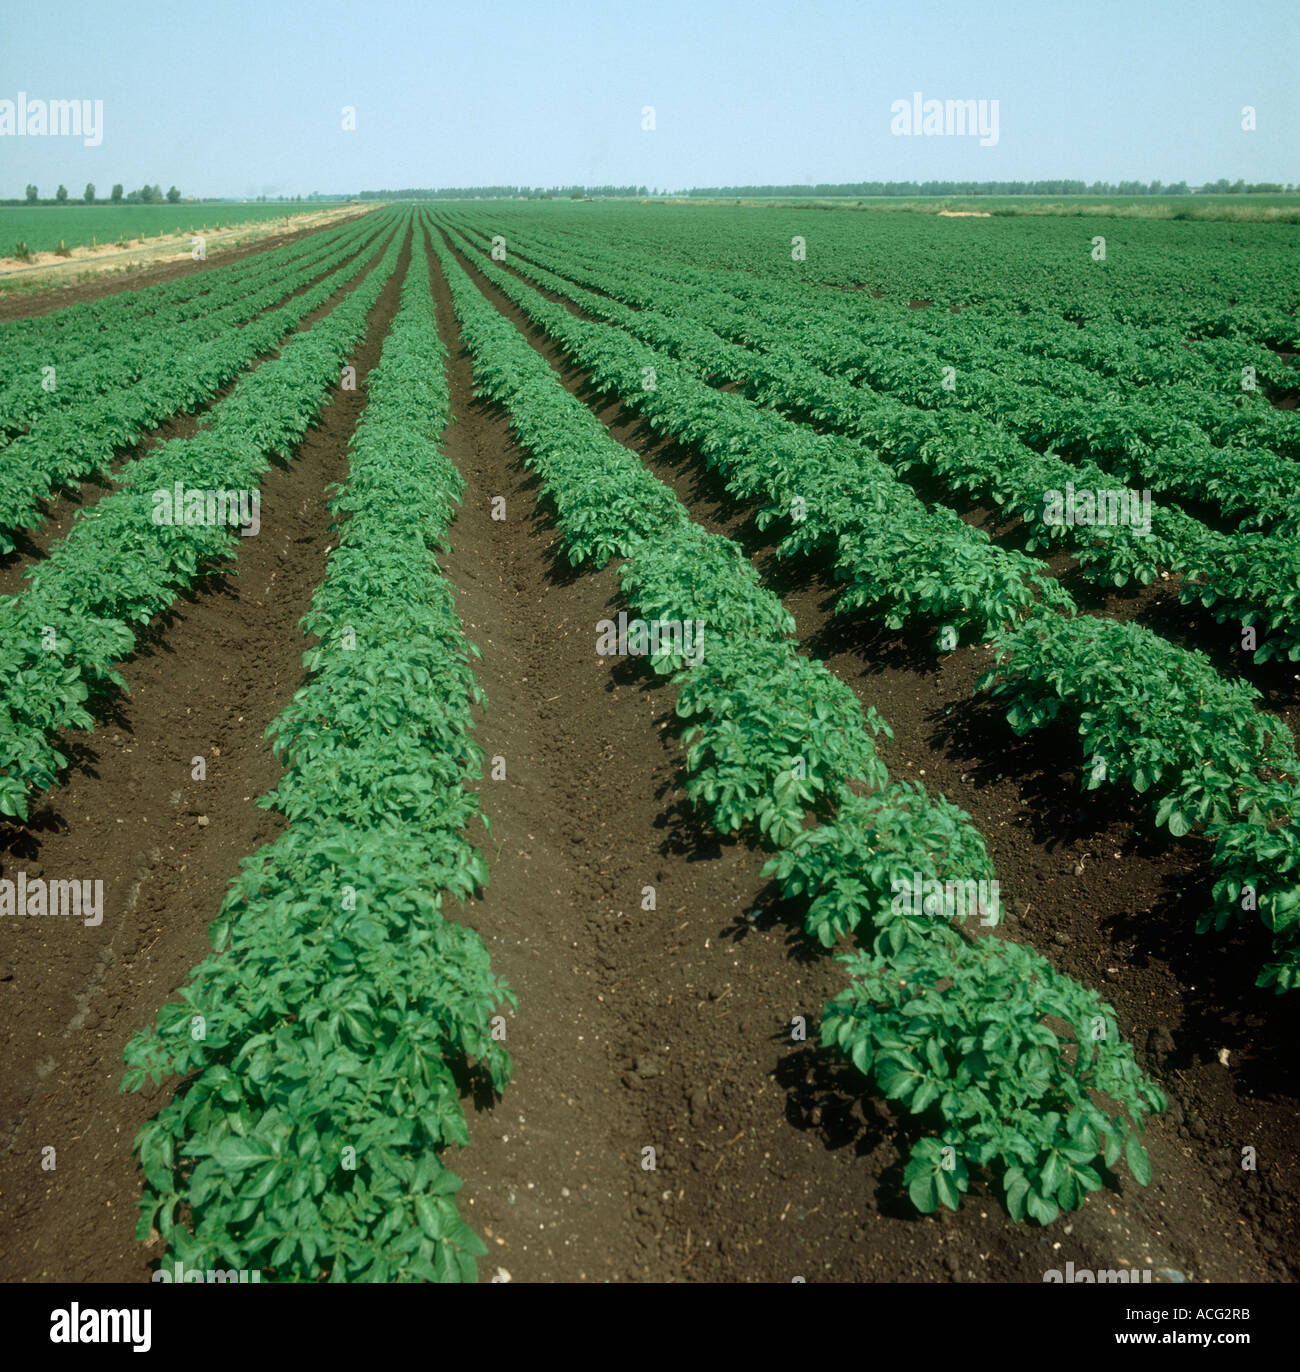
[0,198,1297,1294]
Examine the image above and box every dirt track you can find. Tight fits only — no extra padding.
[0,205,379,323]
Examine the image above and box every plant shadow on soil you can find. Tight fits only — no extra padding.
[1108,865,1300,1099]
[0,473,109,562]
[771,1040,978,1223]
[925,695,1161,851]
[723,882,947,1220]
[0,808,67,863]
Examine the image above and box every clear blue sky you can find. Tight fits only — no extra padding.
[0,0,1295,197]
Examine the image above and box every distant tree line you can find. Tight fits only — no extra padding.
[359,185,652,200]
[359,179,1295,201]
[4,183,183,206]
[2,188,342,207]
[674,179,1294,197]
[1198,179,1291,194]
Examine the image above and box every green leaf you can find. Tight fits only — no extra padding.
[415,1195,447,1240]
[213,1136,275,1172]
[907,1172,938,1214]
[1124,1134,1152,1186]
[1005,1170,1030,1223]
[1026,1189,1060,1225]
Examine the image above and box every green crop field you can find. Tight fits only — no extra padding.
[0,202,337,256]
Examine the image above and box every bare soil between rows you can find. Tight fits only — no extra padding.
[0,219,1295,1284]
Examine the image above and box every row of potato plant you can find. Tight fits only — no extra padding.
[0,214,396,551]
[0,214,370,368]
[499,204,1296,372]
[121,230,513,1281]
[0,214,386,439]
[583,234,1300,569]
[438,220,1069,645]
[440,218,1300,993]
[498,217,1296,475]
[450,219,1184,591]
[462,218,1299,661]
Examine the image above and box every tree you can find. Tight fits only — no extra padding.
[110,183,123,202]
[166,185,180,203]
[55,184,68,201]
[25,184,38,203]
[84,183,96,203]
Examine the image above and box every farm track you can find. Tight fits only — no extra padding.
[0,207,380,324]
[0,225,410,1281]
[0,225,400,599]
[435,225,1300,1281]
